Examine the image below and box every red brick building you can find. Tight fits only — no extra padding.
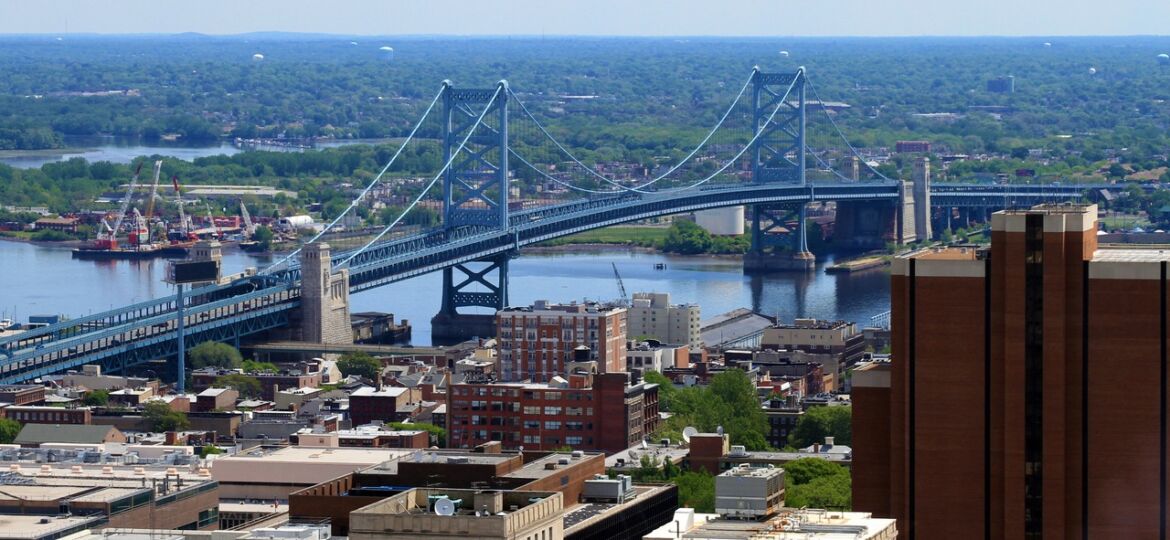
[895,140,931,153]
[496,301,627,382]
[855,204,1170,538]
[447,372,658,454]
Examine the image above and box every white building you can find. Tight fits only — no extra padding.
[694,206,745,235]
[626,292,700,347]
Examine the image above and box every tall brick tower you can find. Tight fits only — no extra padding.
[299,243,353,345]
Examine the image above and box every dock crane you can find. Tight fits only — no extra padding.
[239,199,256,239]
[612,262,629,306]
[140,160,164,244]
[95,162,144,250]
[171,175,195,242]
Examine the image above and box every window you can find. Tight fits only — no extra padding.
[566,436,583,445]
[523,406,541,415]
[544,392,561,401]
[544,421,561,430]
[543,406,561,415]
[524,420,540,429]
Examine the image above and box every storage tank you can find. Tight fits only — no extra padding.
[694,206,745,236]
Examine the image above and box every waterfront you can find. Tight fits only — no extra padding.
[0,240,890,345]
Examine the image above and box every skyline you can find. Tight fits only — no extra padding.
[3,0,1170,38]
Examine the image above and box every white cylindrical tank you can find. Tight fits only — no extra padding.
[694,206,745,236]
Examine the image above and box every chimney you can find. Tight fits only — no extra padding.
[825,436,835,446]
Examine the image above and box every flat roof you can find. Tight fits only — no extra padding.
[906,246,982,261]
[1093,245,1170,263]
[503,453,597,480]
[0,514,105,539]
[563,484,673,533]
[223,446,411,465]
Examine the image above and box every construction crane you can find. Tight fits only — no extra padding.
[239,199,256,239]
[612,262,629,306]
[205,203,221,239]
[95,162,145,250]
[141,160,164,244]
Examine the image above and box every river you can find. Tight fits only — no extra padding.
[0,136,396,169]
[0,241,890,345]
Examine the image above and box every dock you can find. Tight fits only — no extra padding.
[825,255,890,274]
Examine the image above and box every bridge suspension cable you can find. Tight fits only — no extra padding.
[507,68,758,194]
[803,77,895,183]
[511,73,799,195]
[337,84,504,267]
[262,83,446,273]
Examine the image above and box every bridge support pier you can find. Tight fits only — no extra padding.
[299,243,353,345]
[431,252,510,345]
[744,204,815,272]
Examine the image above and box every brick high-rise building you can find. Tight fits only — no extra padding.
[446,372,658,453]
[496,300,627,382]
[854,203,1170,538]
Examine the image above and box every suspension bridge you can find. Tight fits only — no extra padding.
[0,67,1100,384]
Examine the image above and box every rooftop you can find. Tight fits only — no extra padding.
[1092,245,1170,263]
[563,484,674,533]
[0,514,105,539]
[645,509,896,540]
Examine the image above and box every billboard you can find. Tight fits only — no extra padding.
[169,260,220,284]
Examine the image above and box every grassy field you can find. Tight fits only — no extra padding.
[1098,214,1153,231]
[540,226,669,246]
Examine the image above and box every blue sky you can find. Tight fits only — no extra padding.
[2,0,1168,37]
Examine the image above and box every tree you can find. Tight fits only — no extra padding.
[242,360,279,373]
[786,474,852,509]
[783,457,851,509]
[82,389,110,407]
[252,225,274,250]
[674,471,715,512]
[653,369,772,451]
[214,374,263,399]
[388,422,446,447]
[791,406,852,448]
[143,401,190,432]
[188,341,243,370]
[642,371,676,407]
[337,352,382,381]
[201,445,224,458]
[0,418,21,444]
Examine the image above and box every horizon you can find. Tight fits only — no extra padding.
[5,0,1170,38]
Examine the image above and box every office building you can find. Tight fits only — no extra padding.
[497,301,627,382]
[625,292,701,347]
[447,372,658,453]
[855,204,1170,537]
[760,318,867,368]
[987,76,1016,93]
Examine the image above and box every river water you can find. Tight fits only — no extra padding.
[0,136,394,169]
[0,241,890,345]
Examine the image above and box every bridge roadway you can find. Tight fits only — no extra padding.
[0,180,1102,384]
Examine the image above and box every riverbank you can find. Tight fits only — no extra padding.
[0,234,87,248]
